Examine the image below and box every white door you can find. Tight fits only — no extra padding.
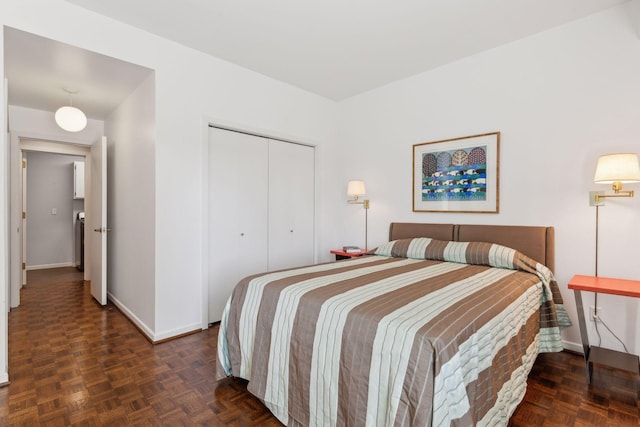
[90,136,108,305]
[208,127,268,323]
[268,140,315,270]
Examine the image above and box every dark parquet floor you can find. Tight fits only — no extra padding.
[0,268,280,426]
[0,267,638,426]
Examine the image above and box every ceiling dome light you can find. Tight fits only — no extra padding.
[55,88,87,132]
[55,105,87,132]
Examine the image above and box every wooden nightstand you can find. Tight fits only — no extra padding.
[568,274,640,384]
[330,249,368,260]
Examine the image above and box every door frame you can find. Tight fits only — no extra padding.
[9,131,91,308]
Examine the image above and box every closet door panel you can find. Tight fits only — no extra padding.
[208,127,268,323]
[268,140,314,271]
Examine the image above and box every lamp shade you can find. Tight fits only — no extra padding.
[347,180,366,196]
[55,105,87,132]
[594,153,640,183]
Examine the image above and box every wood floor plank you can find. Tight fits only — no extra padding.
[1,267,638,425]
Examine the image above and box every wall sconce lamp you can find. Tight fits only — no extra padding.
[589,153,640,278]
[55,88,87,132]
[590,153,640,206]
[347,180,370,250]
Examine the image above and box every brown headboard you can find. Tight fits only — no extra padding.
[388,223,555,272]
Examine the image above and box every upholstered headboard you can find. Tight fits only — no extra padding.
[388,223,555,272]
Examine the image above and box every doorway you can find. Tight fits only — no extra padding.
[10,138,91,309]
[22,151,86,277]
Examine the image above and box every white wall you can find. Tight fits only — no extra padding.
[153,45,336,338]
[24,151,84,268]
[0,0,337,350]
[335,3,640,353]
[104,73,156,335]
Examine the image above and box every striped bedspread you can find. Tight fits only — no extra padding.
[217,239,570,426]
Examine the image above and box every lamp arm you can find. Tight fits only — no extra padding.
[596,190,634,203]
[348,199,370,208]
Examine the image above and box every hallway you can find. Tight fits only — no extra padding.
[0,268,279,425]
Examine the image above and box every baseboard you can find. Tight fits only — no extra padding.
[107,292,202,344]
[153,323,203,343]
[0,371,9,387]
[107,292,155,341]
[563,340,584,354]
[27,262,74,271]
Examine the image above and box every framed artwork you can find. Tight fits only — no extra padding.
[412,132,500,213]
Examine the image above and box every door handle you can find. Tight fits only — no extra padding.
[93,227,112,233]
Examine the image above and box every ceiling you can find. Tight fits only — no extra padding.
[64,0,628,100]
[4,27,153,120]
[4,0,630,121]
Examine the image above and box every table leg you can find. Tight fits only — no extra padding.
[573,289,592,383]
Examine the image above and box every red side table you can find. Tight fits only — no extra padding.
[330,249,369,260]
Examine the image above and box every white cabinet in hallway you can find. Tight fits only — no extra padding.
[207,127,315,323]
[73,161,85,199]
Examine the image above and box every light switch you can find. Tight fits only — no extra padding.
[51,208,57,215]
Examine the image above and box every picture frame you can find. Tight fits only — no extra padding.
[412,132,500,213]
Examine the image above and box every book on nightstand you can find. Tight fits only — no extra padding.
[342,246,362,253]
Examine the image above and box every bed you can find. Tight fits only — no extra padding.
[216,223,570,426]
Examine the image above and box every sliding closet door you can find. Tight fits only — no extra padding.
[208,127,268,323]
[268,140,314,271]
